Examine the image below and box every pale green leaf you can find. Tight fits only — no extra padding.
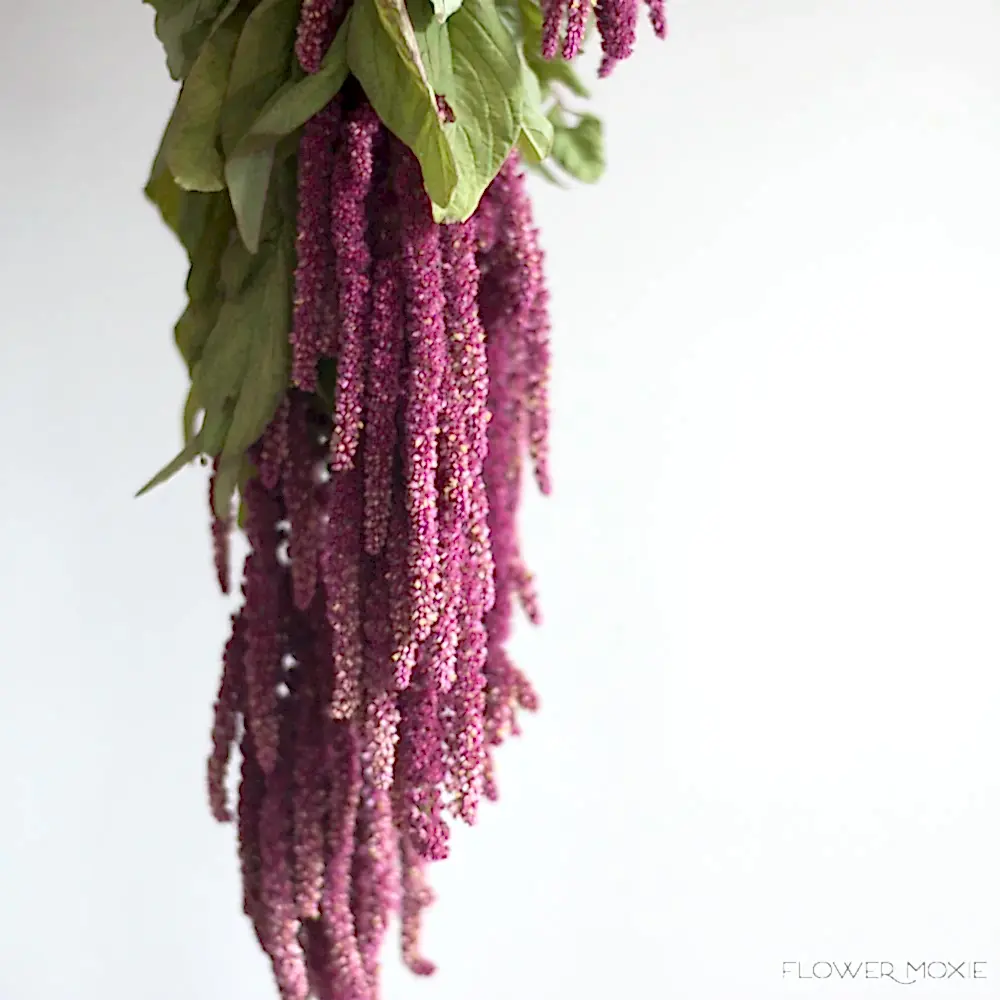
[551,112,605,183]
[428,0,463,23]
[368,0,436,97]
[220,0,297,156]
[163,8,245,191]
[218,0,299,250]
[220,236,292,461]
[348,0,457,208]
[527,158,567,186]
[409,0,454,95]
[225,147,276,253]
[175,299,222,377]
[229,14,351,156]
[144,0,228,80]
[135,431,204,496]
[430,0,524,221]
[211,453,246,519]
[517,56,553,162]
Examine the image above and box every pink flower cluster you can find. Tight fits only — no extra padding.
[542,0,666,74]
[207,87,550,1000]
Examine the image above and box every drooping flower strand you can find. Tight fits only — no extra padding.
[541,0,569,59]
[562,0,590,60]
[209,458,233,594]
[645,0,667,39]
[594,0,640,76]
[207,94,548,1000]
[295,0,347,74]
[330,102,380,471]
[291,102,341,391]
[391,142,449,687]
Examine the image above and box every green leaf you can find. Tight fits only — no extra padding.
[146,116,228,257]
[219,236,292,461]
[218,227,259,296]
[348,0,457,208]
[216,0,297,252]
[183,231,291,472]
[163,4,245,192]
[211,453,246,519]
[220,0,298,155]
[136,431,204,497]
[429,0,463,23]
[551,112,605,183]
[409,0,454,95]
[430,0,525,221]
[367,0,436,97]
[527,157,567,186]
[144,0,228,80]
[531,55,591,99]
[229,16,351,156]
[517,57,553,163]
[173,196,233,379]
[225,147,276,254]
[175,299,223,377]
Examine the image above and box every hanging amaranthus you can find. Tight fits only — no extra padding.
[140,0,664,996]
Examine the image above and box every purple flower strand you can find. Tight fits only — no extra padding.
[595,0,639,76]
[242,481,285,775]
[398,835,437,976]
[385,494,416,689]
[562,0,589,59]
[208,610,246,822]
[392,142,448,678]
[541,0,569,59]
[292,102,341,391]
[209,459,233,594]
[362,258,404,556]
[259,741,312,1000]
[284,395,322,611]
[494,160,552,495]
[237,731,268,944]
[291,677,328,920]
[258,395,290,491]
[321,466,365,720]
[645,0,667,38]
[330,102,380,472]
[320,722,372,1000]
[207,139,561,1000]
[295,0,343,75]
[351,781,400,990]
[396,675,450,861]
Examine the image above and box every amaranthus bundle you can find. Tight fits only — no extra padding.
[140,0,663,996]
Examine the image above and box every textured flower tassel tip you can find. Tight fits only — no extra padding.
[139,0,664,994]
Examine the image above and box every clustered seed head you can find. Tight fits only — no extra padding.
[206,79,551,999]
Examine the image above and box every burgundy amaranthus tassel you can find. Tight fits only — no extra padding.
[208,81,552,999]
[595,0,640,77]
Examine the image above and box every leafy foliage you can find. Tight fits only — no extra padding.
[140,0,610,501]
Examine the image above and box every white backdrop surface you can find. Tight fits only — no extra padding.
[1,1,999,998]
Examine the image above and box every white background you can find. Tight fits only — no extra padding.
[2,1,999,997]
